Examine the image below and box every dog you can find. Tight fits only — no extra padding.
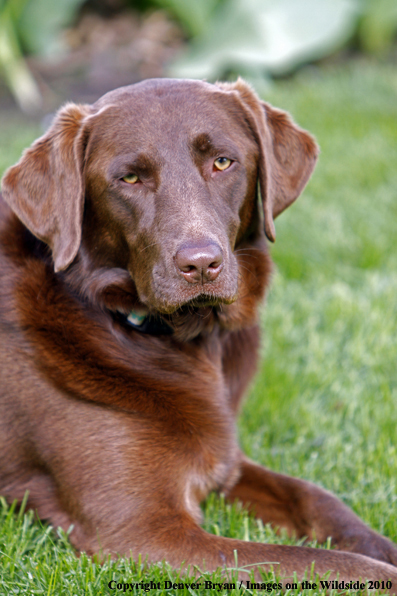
[1,78,397,584]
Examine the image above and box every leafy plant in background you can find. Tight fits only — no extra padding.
[0,0,84,112]
[357,0,397,55]
[0,0,41,112]
[167,0,359,91]
[150,0,222,37]
[157,0,397,62]
[1,0,397,112]
[154,0,397,89]
[18,0,85,56]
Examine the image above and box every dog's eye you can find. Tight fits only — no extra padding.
[214,157,232,171]
[122,174,139,184]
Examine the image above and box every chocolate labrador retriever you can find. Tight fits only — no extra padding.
[1,78,396,584]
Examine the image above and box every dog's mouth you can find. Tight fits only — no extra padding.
[158,291,239,340]
[154,294,228,323]
[116,291,235,340]
[156,288,238,315]
[158,294,237,321]
[185,295,221,308]
[160,301,219,341]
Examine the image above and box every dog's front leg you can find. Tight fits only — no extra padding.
[102,510,397,587]
[225,456,397,566]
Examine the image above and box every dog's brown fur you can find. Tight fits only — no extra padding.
[1,78,396,584]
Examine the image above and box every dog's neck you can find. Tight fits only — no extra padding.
[61,256,217,341]
[59,240,272,343]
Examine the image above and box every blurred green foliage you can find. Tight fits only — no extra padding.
[0,0,85,111]
[168,0,358,91]
[150,0,397,60]
[357,0,397,55]
[0,0,396,112]
[18,0,85,56]
[0,0,41,111]
[151,0,221,37]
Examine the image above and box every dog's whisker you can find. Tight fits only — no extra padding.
[234,247,264,254]
[140,242,159,253]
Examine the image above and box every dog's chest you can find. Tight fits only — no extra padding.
[5,258,243,516]
[166,334,242,514]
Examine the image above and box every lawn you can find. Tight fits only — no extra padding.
[0,61,396,595]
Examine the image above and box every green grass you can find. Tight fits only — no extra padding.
[1,61,397,594]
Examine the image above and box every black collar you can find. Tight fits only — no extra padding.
[115,310,174,336]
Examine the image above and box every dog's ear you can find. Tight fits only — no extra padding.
[1,103,91,271]
[219,79,319,242]
[259,101,319,241]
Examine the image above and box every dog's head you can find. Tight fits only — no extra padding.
[2,78,317,323]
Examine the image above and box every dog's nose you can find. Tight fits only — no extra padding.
[175,241,223,283]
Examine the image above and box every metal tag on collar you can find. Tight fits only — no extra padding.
[127,309,148,327]
[124,309,173,335]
